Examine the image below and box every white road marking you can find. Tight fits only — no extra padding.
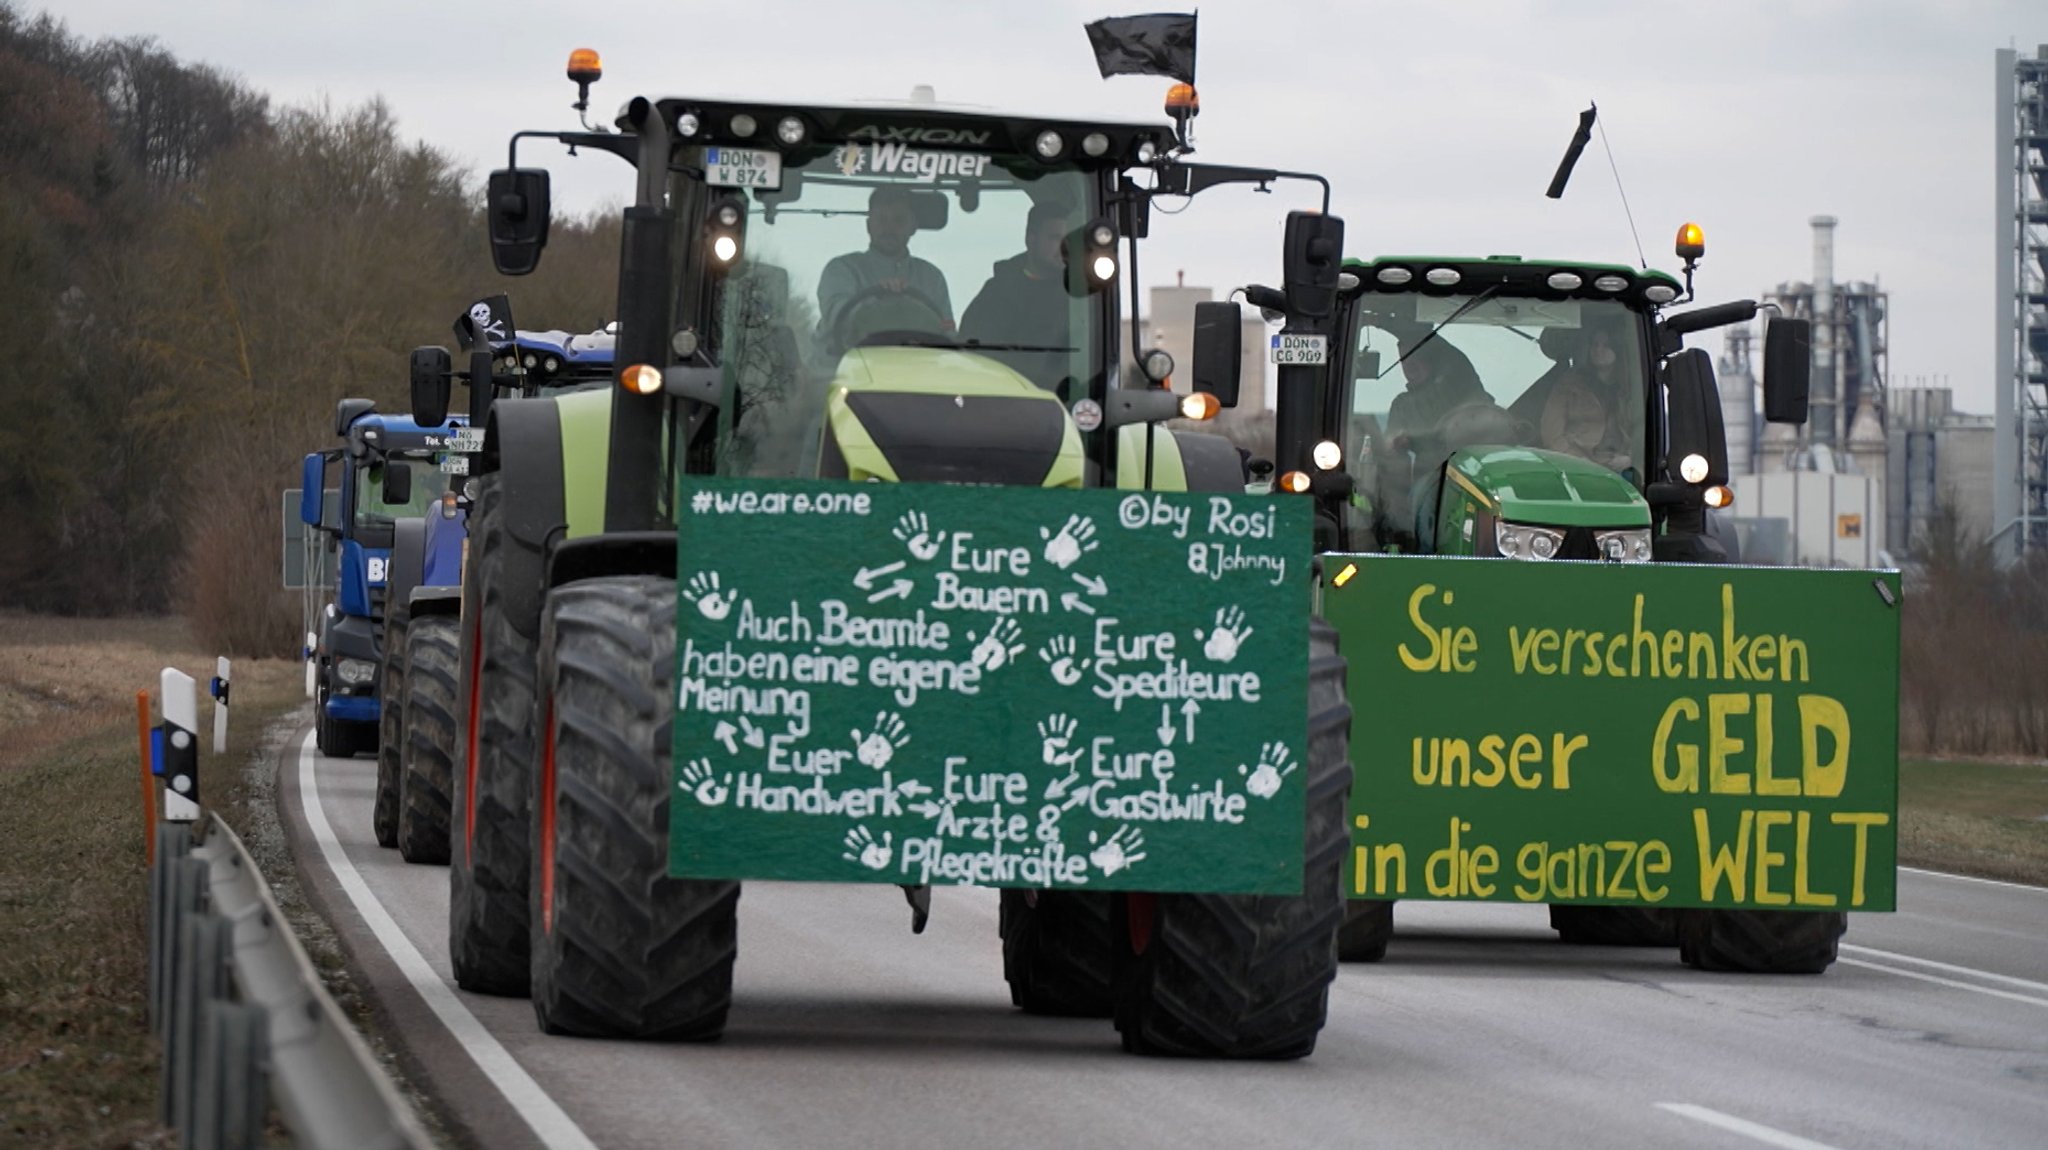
[1655,1103,1842,1150]
[296,733,599,1150]
[1838,957,2048,1010]
[1840,944,2048,994]
[1900,865,2047,895]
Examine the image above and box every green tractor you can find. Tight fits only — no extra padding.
[1208,225,1843,972]
[411,48,1360,1056]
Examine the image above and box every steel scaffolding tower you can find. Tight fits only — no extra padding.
[1995,46,2048,558]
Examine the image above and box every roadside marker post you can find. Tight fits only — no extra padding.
[159,669,200,823]
[138,690,156,864]
[210,657,232,755]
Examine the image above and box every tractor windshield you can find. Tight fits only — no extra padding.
[697,146,1099,478]
[1343,294,1650,486]
[353,457,449,531]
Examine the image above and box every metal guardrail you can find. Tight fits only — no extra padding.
[149,814,434,1150]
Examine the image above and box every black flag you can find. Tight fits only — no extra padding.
[1085,13,1197,85]
[454,294,515,350]
[1545,104,1597,199]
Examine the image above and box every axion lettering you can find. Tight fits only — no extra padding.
[848,124,995,146]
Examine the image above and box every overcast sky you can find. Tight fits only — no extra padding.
[53,0,2045,414]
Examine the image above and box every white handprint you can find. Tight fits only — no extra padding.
[1198,605,1254,663]
[1036,634,1088,686]
[1089,826,1147,877]
[683,571,739,621]
[892,510,946,562]
[1039,515,1099,570]
[851,711,910,769]
[1240,741,1298,800]
[843,825,894,870]
[970,618,1026,672]
[1036,714,1083,769]
[678,758,731,806]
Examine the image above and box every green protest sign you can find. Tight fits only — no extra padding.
[1323,556,1899,911]
[670,478,1311,893]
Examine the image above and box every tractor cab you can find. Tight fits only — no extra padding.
[445,69,1292,531]
[1307,230,1811,565]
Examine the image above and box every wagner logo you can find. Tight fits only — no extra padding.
[847,124,994,146]
[833,143,991,183]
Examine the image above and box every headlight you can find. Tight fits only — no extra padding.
[1595,528,1654,564]
[336,657,377,685]
[1495,521,1564,560]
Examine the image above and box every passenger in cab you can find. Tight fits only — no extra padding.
[1538,324,1634,472]
[959,202,1077,391]
[816,186,955,350]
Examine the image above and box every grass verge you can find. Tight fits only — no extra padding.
[1897,757,2048,887]
[0,614,300,1148]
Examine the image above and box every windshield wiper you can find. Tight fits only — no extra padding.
[1377,284,1503,380]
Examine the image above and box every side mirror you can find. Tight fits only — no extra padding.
[382,461,413,508]
[487,168,552,276]
[1762,316,1812,425]
[334,397,375,437]
[1190,301,1243,408]
[299,454,326,526]
[410,346,453,428]
[1282,210,1345,320]
[1662,348,1730,487]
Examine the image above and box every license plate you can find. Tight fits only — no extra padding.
[439,455,471,475]
[1270,333,1328,366]
[705,147,781,191]
[449,428,485,452]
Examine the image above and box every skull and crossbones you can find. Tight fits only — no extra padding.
[469,302,507,341]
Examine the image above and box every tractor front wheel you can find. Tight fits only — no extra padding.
[530,576,739,1040]
[1677,909,1845,974]
[1111,617,1351,1059]
[1000,889,1114,1017]
[373,610,410,848]
[1337,900,1394,963]
[397,615,459,865]
[449,474,538,996]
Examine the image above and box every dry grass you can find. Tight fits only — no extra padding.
[1897,758,2048,887]
[0,613,301,1148]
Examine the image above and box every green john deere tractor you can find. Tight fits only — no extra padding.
[410,49,1360,1056]
[1219,225,1841,972]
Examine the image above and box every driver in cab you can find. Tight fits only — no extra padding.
[816,186,955,349]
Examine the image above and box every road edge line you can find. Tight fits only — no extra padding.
[1837,957,2048,1010]
[1900,865,2047,895]
[1839,944,2048,993]
[296,732,600,1150]
[1654,1102,1842,1150]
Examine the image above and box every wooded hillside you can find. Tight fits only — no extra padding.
[0,4,617,645]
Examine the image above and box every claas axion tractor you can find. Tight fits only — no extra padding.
[403,44,1360,1058]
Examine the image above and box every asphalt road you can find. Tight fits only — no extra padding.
[281,730,2048,1150]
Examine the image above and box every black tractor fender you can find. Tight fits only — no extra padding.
[483,396,569,638]
[389,518,427,616]
[546,532,677,589]
[1170,428,1251,493]
[407,585,465,619]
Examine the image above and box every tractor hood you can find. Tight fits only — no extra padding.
[1447,447,1649,528]
[823,347,1083,488]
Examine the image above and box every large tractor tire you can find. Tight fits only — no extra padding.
[1111,618,1351,1059]
[999,889,1114,1017]
[1337,900,1394,963]
[397,614,459,865]
[450,474,540,996]
[1549,905,1677,947]
[1677,909,1845,974]
[530,577,740,1040]
[373,608,411,849]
